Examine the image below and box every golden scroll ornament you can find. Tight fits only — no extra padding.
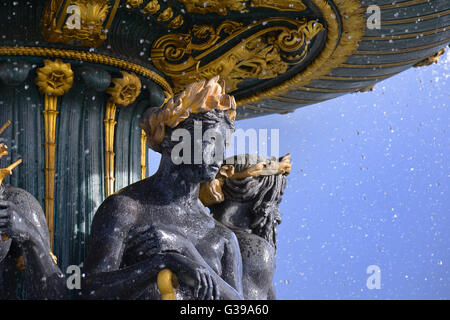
[151,18,324,94]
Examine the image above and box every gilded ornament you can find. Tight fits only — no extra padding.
[198,165,234,206]
[71,0,110,38]
[0,121,22,187]
[50,251,58,264]
[104,71,141,196]
[143,0,160,14]
[35,59,74,96]
[149,0,364,105]
[35,59,73,248]
[251,0,306,12]
[238,0,365,106]
[0,144,7,158]
[151,18,324,93]
[41,0,120,48]
[0,46,173,96]
[104,100,117,197]
[234,153,292,179]
[106,71,142,106]
[358,84,376,93]
[157,7,173,22]
[199,154,292,206]
[157,269,178,300]
[414,48,446,67]
[140,130,147,180]
[178,0,307,15]
[177,0,248,15]
[42,94,58,249]
[126,0,144,8]
[168,15,184,29]
[0,159,22,188]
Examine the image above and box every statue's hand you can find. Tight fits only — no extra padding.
[124,225,161,263]
[0,199,36,244]
[193,266,220,300]
[162,252,220,300]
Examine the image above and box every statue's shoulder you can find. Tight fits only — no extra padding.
[97,192,141,217]
[3,185,43,214]
[113,177,161,202]
[93,179,160,225]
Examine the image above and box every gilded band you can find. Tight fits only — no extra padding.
[0,46,173,97]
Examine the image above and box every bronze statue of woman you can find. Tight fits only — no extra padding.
[82,77,244,300]
[200,154,291,299]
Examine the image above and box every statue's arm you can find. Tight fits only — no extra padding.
[21,233,68,299]
[0,199,67,299]
[81,195,170,300]
[219,231,244,299]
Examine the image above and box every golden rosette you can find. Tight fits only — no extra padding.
[107,71,142,106]
[35,59,74,96]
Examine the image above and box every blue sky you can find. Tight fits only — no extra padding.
[148,50,449,300]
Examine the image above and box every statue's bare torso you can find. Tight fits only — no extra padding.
[85,177,242,300]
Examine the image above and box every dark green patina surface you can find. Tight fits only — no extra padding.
[0,0,448,275]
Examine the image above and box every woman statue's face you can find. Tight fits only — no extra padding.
[198,120,229,181]
[171,112,233,183]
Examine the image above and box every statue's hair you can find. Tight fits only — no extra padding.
[140,76,236,153]
[199,154,291,206]
[199,154,290,247]
[158,109,235,154]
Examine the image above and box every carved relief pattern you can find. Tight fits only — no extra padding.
[41,0,121,48]
[151,19,324,93]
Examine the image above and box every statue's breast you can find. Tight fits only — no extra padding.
[235,231,276,299]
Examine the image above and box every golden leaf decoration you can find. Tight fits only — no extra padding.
[143,0,160,14]
[126,0,144,8]
[169,15,184,29]
[199,154,292,206]
[157,7,173,22]
[140,76,236,152]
